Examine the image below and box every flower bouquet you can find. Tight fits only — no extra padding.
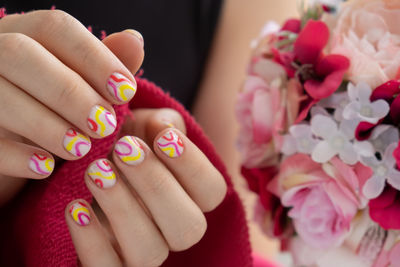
[236,0,400,266]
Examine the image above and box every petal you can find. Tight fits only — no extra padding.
[342,101,361,120]
[304,69,347,99]
[315,54,350,77]
[281,135,297,155]
[369,185,397,209]
[339,119,360,140]
[354,141,375,157]
[347,82,357,101]
[360,156,380,168]
[357,82,372,103]
[339,142,358,165]
[252,89,274,143]
[383,143,398,166]
[355,121,378,141]
[295,98,317,123]
[362,175,386,199]
[311,114,337,139]
[390,95,400,124]
[290,124,312,138]
[370,100,390,120]
[387,169,400,191]
[370,80,400,102]
[310,106,330,117]
[312,141,337,163]
[293,20,329,64]
[281,19,301,33]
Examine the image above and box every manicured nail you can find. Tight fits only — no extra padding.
[124,29,144,45]
[29,153,54,175]
[87,159,116,189]
[63,128,92,157]
[69,201,91,226]
[115,136,145,165]
[87,105,117,137]
[107,72,137,102]
[157,130,184,158]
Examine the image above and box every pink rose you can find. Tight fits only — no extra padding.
[269,154,372,248]
[328,0,400,88]
[236,59,303,168]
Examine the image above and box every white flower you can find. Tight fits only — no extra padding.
[361,143,400,199]
[281,124,318,155]
[318,92,349,121]
[311,114,358,164]
[370,125,400,155]
[343,82,389,124]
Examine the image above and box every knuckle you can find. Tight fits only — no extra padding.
[56,79,82,105]
[0,33,30,61]
[172,214,207,251]
[140,170,170,195]
[32,10,76,37]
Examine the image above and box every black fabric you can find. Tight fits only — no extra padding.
[1,0,223,109]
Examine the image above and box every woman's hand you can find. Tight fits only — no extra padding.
[65,109,228,267]
[0,10,144,205]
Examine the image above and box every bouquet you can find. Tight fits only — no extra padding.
[236,0,400,266]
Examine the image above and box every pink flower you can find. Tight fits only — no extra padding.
[269,154,372,248]
[236,63,303,168]
[328,0,400,88]
[374,239,400,267]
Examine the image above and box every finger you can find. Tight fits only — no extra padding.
[0,10,142,104]
[85,159,169,267]
[0,138,54,178]
[112,136,207,251]
[102,30,144,75]
[121,108,186,144]
[0,76,91,160]
[0,33,117,138]
[66,200,122,267]
[154,128,227,212]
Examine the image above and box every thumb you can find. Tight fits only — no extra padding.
[102,29,145,74]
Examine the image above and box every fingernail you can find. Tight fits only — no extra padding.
[124,29,144,46]
[157,130,184,158]
[87,159,116,189]
[69,201,91,226]
[29,153,54,175]
[63,128,92,157]
[115,136,145,165]
[87,105,117,137]
[107,72,137,102]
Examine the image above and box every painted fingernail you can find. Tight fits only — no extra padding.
[107,72,137,102]
[29,153,54,175]
[87,159,116,189]
[63,128,92,157]
[115,136,145,165]
[87,105,117,137]
[157,130,184,158]
[69,201,91,226]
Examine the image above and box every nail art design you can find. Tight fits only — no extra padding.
[87,105,117,137]
[29,153,54,175]
[63,129,92,157]
[87,159,116,189]
[107,72,137,102]
[69,201,91,226]
[115,136,145,165]
[157,130,184,158]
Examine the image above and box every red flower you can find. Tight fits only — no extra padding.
[241,166,291,237]
[369,185,400,230]
[394,141,400,170]
[293,20,350,100]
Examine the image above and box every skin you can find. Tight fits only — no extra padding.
[0,0,298,264]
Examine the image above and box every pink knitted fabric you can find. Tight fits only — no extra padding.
[0,78,253,267]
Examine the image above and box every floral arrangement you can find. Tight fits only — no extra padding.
[236,0,400,266]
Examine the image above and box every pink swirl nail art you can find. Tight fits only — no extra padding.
[157,130,184,158]
[69,201,90,226]
[107,72,137,102]
[63,129,91,157]
[115,136,145,165]
[87,105,117,137]
[87,159,116,188]
[29,153,54,175]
